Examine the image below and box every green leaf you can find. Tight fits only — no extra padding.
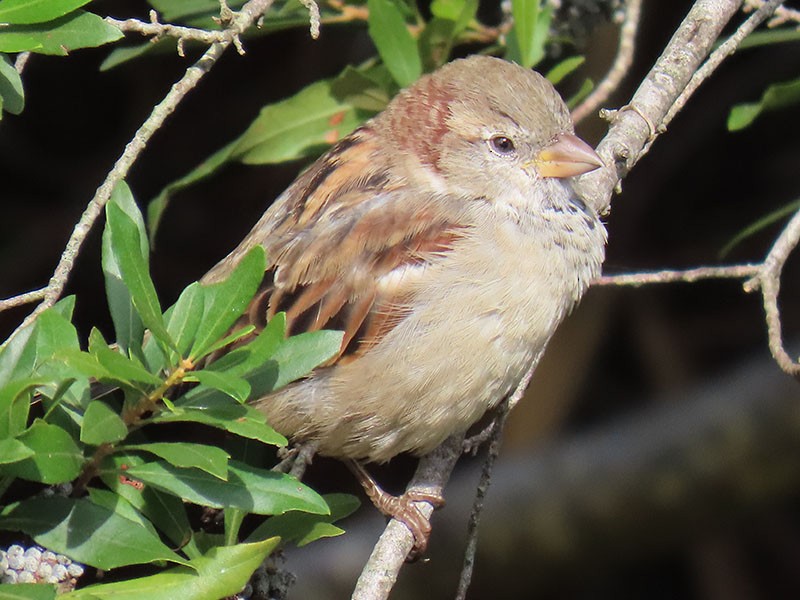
[0,303,83,437]
[0,10,123,55]
[60,538,279,600]
[192,325,255,362]
[190,246,266,360]
[253,329,343,395]
[124,443,230,480]
[204,312,285,378]
[186,369,250,404]
[0,302,78,387]
[566,78,594,110]
[506,0,551,68]
[234,80,367,165]
[106,201,174,350]
[57,347,154,397]
[0,378,39,438]
[152,396,287,445]
[0,437,34,464]
[86,487,160,538]
[91,342,162,387]
[248,493,359,547]
[0,54,24,114]
[223,507,246,546]
[430,0,477,28]
[329,64,393,112]
[0,317,37,386]
[546,55,584,85]
[735,27,800,51]
[126,459,329,515]
[184,327,341,408]
[99,454,197,556]
[0,496,191,570]
[727,77,800,131]
[367,0,422,87]
[0,583,57,599]
[0,0,93,25]
[720,198,800,258]
[421,0,477,69]
[80,400,127,445]
[31,305,82,383]
[165,282,204,359]
[103,183,147,357]
[1,420,83,483]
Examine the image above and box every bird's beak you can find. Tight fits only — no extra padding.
[531,132,603,179]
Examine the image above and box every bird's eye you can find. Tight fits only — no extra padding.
[488,135,515,155]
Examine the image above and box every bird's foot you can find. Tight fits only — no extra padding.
[347,460,445,558]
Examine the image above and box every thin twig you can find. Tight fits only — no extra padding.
[0,288,46,312]
[744,208,800,376]
[105,12,229,47]
[595,264,760,286]
[454,403,511,600]
[571,0,643,124]
[452,343,545,597]
[299,0,321,39]
[660,0,785,134]
[9,0,277,334]
[13,52,31,74]
[594,210,800,378]
[744,0,800,26]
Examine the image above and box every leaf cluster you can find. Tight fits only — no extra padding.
[0,183,354,598]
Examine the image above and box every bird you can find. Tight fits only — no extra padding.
[201,55,607,552]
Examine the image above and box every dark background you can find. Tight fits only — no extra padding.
[2,0,800,598]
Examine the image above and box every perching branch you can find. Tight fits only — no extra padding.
[573,0,746,213]
[351,435,464,600]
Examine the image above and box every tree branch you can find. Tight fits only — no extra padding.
[573,0,745,214]
[2,0,279,334]
[571,0,643,125]
[351,435,464,600]
[745,207,800,376]
[660,0,785,134]
[596,264,760,286]
[745,0,800,26]
[105,11,231,57]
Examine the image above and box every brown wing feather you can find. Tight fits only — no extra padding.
[204,126,467,366]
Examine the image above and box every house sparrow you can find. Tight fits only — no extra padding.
[203,55,606,550]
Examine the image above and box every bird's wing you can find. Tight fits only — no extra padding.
[204,126,467,364]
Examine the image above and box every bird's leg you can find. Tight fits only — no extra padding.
[347,459,445,556]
